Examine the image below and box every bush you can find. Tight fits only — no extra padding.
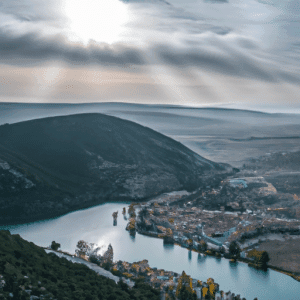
[247,249,270,267]
[229,241,241,258]
[198,241,207,252]
[50,241,61,251]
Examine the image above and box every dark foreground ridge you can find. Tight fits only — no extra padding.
[0,230,160,300]
[0,113,229,225]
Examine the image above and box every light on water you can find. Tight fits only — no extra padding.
[1,203,300,300]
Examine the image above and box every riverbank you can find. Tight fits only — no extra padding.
[0,199,132,226]
[137,227,300,283]
[45,249,121,283]
[129,200,300,285]
[3,202,300,300]
[239,257,300,282]
[46,246,240,300]
[267,265,300,282]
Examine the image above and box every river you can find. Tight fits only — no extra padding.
[1,203,299,300]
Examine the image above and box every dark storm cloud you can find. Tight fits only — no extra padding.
[0,30,145,67]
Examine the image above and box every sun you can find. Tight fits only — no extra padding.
[63,0,130,45]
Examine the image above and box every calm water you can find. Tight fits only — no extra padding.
[1,203,299,300]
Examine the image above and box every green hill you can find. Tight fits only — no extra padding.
[0,113,226,224]
[0,230,160,300]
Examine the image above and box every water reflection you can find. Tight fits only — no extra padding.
[129,231,136,240]
[248,265,270,283]
[215,256,221,264]
[163,243,174,253]
[197,253,206,262]
[188,250,192,261]
[229,260,239,279]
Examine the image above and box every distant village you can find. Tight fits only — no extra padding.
[120,176,300,299]
[126,177,300,255]
[72,176,300,300]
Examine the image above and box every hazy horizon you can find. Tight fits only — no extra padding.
[1,101,300,115]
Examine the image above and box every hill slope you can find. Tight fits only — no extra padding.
[0,113,226,224]
[0,230,160,300]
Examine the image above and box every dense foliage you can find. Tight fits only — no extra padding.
[247,249,270,267]
[50,241,60,251]
[175,271,195,299]
[0,230,160,300]
[229,241,241,259]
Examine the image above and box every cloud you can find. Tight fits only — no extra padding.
[0,0,62,22]
[1,22,299,85]
[0,0,299,109]
[0,30,145,67]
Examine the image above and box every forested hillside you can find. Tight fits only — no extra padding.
[0,113,226,225]
[0,230,160,300]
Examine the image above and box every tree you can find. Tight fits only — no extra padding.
[128,203,136,218]
[75,240,90,258]
[102,244,113,265]
[259,251,270,266]
[178,285,197,300]
[202,287,208,299]
[219,246,225,254]
[187,239,193,249]
[198,240,207,252]
[247,249,270,267]
[50,241,61,251]
[207,278,218,299]
[138,207,148,219]
[163,228,174,244]
[126,218,136,232]
[229,241,241,259]
[176,271,195,299]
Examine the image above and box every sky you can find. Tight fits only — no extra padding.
[0,0,300,112]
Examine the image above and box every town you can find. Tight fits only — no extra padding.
[73,237,246,300]
[46,172,300,300]
[41,171,300,300]
[124,174,300,284]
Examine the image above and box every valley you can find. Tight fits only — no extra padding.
[2,0,300,297]
[1,104,300,300]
